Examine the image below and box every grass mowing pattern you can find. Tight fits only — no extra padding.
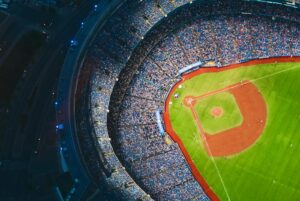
[167,62,300,201]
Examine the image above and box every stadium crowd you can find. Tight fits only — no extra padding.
[74,0,300,200]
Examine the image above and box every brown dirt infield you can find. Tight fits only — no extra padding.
[163,56,300,201]
[188,81,267,157]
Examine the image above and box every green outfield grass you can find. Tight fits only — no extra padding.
[195,92,243,135]
[168,62,300,201]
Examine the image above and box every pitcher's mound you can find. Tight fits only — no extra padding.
[211,107,223,118]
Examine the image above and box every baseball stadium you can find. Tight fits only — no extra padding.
[55,0,300,200]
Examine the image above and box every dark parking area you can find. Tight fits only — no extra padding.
[0,12,7,23]
[0,30,46,105]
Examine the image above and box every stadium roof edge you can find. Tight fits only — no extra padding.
[243,0,300,8]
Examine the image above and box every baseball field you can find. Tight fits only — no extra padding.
[164,57,300,201]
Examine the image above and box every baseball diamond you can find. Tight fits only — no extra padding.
[164,57,300,201]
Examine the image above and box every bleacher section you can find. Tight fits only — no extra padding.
[71,0,300,200]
